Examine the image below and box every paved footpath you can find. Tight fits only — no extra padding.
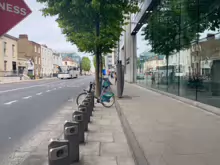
[111,82,220,165]
[17,103,134,165]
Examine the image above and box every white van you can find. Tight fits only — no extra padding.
[58,66,79,79]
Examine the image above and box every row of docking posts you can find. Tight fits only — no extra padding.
[48,92,94,165]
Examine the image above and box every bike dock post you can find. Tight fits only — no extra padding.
[72,111,85,143]
[85,96,93,117]
[48,139,69,165]
[64,121,79,163]
[78,104,89,131]
[82,100,91,123]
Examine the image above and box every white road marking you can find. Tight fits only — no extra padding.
[36,92,42,96]
[0,81,66,94]
[53,88,57,90]
[59,87,62,89]
[22,96,32,99]
[4,100,18,105]
[46,90,51,92]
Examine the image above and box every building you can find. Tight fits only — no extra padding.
[62,57,77,67]
[41,45,53,77]
[17,34,41,78]
[105,54,113,71]
[0,34,18,76]
[60,52,81,67]
[52,52,62,74]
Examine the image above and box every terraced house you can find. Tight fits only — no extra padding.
[17,34,41,78]
[0,34,18,78]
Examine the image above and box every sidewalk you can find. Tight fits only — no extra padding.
[112,82,220,165]
[17,103,134,165]
[0,77,57,84]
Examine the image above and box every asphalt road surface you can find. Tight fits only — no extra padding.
[0,76,94,163]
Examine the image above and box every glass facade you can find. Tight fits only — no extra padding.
[136,0,220,108]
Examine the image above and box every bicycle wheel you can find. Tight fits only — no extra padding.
[76,92,87,105]
[101,95,115,108]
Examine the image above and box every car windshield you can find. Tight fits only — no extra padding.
[59,66,69,74]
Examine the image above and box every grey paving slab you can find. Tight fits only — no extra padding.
[116,156,135,165]
[81,156,117,165]
[101,142,132,157]
[87,132,113,142]
[80,142,100,156]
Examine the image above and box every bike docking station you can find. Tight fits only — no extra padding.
[72,111,85,143]
[82,99,92,123]
[78,104,89,131]
[84,96,93,117]
[47,83,98,165]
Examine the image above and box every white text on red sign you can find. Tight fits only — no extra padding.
[0,2,27,16]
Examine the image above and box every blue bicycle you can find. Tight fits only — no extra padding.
[76,79,115,108]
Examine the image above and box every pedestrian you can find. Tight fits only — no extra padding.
[114,72,117,85]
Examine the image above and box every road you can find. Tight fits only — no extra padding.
[0,76,93,163]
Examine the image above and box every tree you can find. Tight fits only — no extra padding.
[37,0,140,96]
[93,55,105,69]
[81,57,91,72]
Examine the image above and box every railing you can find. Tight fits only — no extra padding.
[0,71,20,77]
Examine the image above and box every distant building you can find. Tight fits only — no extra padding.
[17,34,41,78]
[52,52,62,74]
[60,52,81,66]
[105,54,113,71]
[62,57,78,67]
[41,45,53,77]
[0,34,18,76]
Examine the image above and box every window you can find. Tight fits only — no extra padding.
[12,45,15,57]
[4,61,7,71]
[34,46,37,52]
[3,42,7,56]
[38,48,40,53]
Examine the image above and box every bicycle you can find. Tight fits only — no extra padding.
[76,79,115,108]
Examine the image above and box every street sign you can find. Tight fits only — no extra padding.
[0,0,32,36]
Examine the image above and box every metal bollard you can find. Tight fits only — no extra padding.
[48,139,69,165]
[85,96,93,117]
[72,111,85,143]
[82,100,91,122]
[78,105,89,131]
[64,121,79,163]
[88,92,94,109]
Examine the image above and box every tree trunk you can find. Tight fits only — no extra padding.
[166,54,169,91]
[95,13,101,96]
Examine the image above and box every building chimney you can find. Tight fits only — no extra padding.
[19,34,28,39]
[207,33,215,40]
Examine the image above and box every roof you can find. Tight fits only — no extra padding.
[63,57,75,62]
[3,34,18,41]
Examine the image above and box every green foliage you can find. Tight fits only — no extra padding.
[81,57,91,72]
[37,0,140,55]
[142,0,220,56]
[93,55,105,69]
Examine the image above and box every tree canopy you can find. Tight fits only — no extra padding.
[81,57,91,72]
[142,0,220,56]
[37,0,140,55]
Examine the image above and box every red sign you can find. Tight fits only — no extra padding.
[0,0,32,36]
